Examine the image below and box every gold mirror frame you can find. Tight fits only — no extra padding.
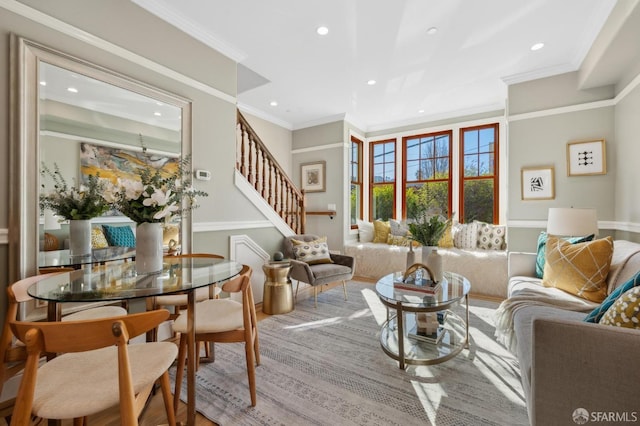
[8,35,193,283]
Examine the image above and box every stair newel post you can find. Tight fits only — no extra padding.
[300,190,306,234]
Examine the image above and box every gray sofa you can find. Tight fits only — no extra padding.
[497,240,640,425]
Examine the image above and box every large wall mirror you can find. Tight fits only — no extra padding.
[9,35,192,283]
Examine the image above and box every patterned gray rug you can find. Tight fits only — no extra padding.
[171,281,528,425]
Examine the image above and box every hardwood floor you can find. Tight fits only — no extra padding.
[1,283,347,425]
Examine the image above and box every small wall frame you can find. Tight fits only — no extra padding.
[521,166,555,200]
[300,161,326,192]
[567,139,606,176]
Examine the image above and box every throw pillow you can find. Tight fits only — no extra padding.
[389,219,410,237]
[437,222,454,248]
[535,232,595,278]
[291,236,333,265]
[542,236,614,303]
[91,226,109,249]
[372,220,391,244]
[452,222,478,249]
[475,221,506,250]
[599,286,640,329]
[102,225,136,247]
[387,234,413,247]
[357,220,374,243]
[163,224,180,246]
[585,271,640,323]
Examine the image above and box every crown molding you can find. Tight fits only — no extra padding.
[131,0,247,62]
[237,103,293,130]
[0,0,236,105]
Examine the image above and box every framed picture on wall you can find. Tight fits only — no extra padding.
[567,139,606,176]
[300,161,326,192]
[521,166,555,200]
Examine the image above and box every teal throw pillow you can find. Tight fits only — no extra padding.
[102,225,136,247]
[584,270,640,323]
[535,232,595,278]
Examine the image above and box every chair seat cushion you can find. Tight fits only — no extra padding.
[154,286,220,306]
[311,263,352,280]
[33,342,177,419]
[62,306,127,321]
[172,299,243,334]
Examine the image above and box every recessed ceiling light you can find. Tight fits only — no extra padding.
[530,42,545,51]
[367,80,376,86]
[426,27,438,35]
[39,81,47,86]
[316,26,329,36]
[270,101,278,107]
[154,112,162,116]
[418,109,425,113]
[67,87,78,93]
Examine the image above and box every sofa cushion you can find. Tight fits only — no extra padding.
[101,225,136,247]
[599,286,640,328]
[585,271,640,323]
[389,219,410,237]
[475,221,506,250]
[372,220,391,243]
[91,226,109,249]
[535,232,594,278]
[357,220,374,243]
[542,236,614,303]
[452,222,478,249]
[437,222,454,248]
[291,236,333,265]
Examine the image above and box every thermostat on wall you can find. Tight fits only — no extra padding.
[195,169,211,181]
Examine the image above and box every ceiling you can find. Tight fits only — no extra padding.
[133,0,617,132]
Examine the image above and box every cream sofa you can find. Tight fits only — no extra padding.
[343,241,508,298]
[496,239,640,425]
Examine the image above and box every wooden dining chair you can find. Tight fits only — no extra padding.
[37,267,128,321]
[147,253,224,360]
[9,309,177,426]
[172,264,260,409]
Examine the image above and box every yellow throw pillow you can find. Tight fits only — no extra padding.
[372,220,391,244]
[291,236,333,265]
[387,234,413,247]
[91,226,109,249]
[437,222,454,248]
[542,236,613,303]
[599,286,640,329]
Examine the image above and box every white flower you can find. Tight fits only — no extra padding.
[143,188,172,208]
[153,203,179,220]
[119,179,144,200]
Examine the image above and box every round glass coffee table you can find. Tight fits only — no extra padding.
[375,270,471,369]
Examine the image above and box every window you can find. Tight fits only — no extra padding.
[403,131,452,220]
[460,124,499,223]
[350,136,363,228]
[370,140,395,221]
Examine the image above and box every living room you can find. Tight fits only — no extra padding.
[1,0,640,424]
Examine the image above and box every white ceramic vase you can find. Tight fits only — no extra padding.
[69,219,92,256]
[135,222,164,274]
[421,246,443,282]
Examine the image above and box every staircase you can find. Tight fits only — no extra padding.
[236,111,306,234]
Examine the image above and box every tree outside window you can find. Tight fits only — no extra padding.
[370,140,395,220]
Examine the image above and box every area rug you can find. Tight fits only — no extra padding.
[171,281,528,425]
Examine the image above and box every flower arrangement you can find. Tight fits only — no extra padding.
[39,163,111,220]
[105,147,208,224]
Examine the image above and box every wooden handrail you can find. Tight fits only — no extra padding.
[236,111,306,233]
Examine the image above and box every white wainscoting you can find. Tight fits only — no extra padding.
[229,234,270,304]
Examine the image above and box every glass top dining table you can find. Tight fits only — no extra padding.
[38,246,137,269]
[29,256,243,425]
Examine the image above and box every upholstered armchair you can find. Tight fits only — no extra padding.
[282,234,355,307]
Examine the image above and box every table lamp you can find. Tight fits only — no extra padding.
[546,207,598,237]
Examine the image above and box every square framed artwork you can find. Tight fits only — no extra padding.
[300,161,326,193]
[567,139,606,176]
[521,166,555,200]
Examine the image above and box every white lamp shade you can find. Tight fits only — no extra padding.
[546,208,598,237]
